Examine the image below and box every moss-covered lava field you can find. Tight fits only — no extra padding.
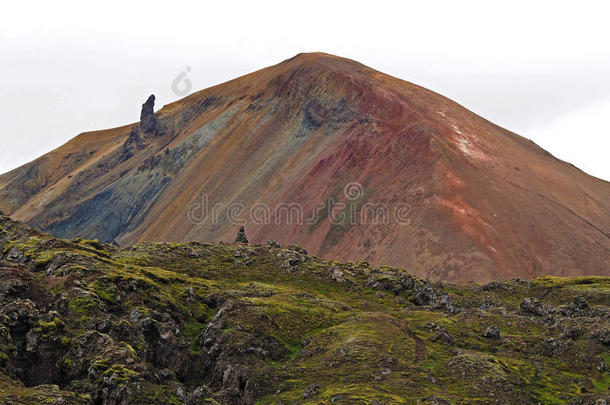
[0,212,608,404]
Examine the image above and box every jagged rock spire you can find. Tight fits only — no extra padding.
[141,95,155,120]
[140,94,160,134]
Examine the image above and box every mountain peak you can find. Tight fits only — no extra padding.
[278,52,369,73]
[284,51,351,64]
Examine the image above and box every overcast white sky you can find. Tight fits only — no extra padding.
[1,0,609,181]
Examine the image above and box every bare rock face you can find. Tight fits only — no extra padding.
[140,95,161,134]
[140,95,155,120]
[121,126,144,161]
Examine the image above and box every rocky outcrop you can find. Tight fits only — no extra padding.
[139,95,163,135]
[121,126,144,161]
[197,300,285,404]
[483,325,501,339]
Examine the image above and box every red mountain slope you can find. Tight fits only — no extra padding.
[1,53,608,283]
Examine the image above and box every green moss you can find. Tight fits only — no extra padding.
[69,296,98,314]
[2,240,16,254]
[62,358,74,369]
[0,217,609,404]
[91,357,109,371]
[37,317,65,331]
[121,342,138,358]
[92,281,116,304]
[33,251,56,266]
[103,364,139,385]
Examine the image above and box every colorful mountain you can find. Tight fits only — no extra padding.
[1,53,608,283]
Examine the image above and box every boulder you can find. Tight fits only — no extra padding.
[483,326,501,339]
[519,297,552,317]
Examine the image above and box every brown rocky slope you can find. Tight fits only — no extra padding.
[0,53,608,283]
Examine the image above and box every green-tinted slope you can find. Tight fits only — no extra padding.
[0,212,608,404]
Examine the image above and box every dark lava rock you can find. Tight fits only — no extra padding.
[542,337,567,357]
[410,282,437,306]
[597,357,606,373]
[519,297,552,317]
[433,293,459,314]
[183,386,215,404]
[597,327,610,346]
[302,383,320,399]
[426,323,455,345]
[483,325,501,339]
[367,268,415,294]
[561,297,590,317]
[140,94,162,134]
[276,248,307,272]
[197,300,285,404]
[560,325,583,340]
[140,95,155,121]
[481,281,506,291]
[121,126,144,160]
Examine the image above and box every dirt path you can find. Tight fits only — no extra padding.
[392,317,426,365]
[406,328,426,365]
